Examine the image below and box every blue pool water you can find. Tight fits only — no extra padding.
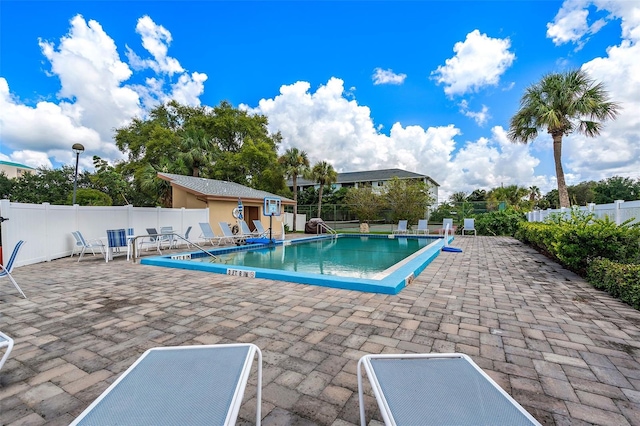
[141,234,449,294]
[191,236,434,278]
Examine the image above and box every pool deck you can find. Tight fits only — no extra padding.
[1,236,640,425]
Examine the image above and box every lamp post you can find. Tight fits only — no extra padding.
[72,143,85,205]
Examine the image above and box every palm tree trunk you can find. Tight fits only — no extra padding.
[317,186,323,218]
[553,133,570,208]
[292,175,298,232]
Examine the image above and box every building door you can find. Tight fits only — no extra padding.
[246,206,259,231]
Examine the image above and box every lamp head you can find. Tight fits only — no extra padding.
[72,143,85,155]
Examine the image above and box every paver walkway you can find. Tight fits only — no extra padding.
[1,236,639,425]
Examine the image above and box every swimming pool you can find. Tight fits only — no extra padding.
[141,234,449,294]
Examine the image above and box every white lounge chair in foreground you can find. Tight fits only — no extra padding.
[71,343,263,426]
[0,331,14,371]
[0,240,27,298]
[462,218,477,236]
[358,352,541,426]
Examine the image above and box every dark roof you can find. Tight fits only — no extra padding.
[158,173,294,203]
[290,168,439,187]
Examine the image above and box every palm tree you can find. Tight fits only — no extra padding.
[178,127,215,177]
[308,161,337,218]
[278,148,310,231]
[508,69,620,208]
[528,185,541,203]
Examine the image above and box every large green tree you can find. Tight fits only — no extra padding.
[593,176,640,204]
[383,177,434,226]
[508,69,620,208]
[278,148,310,231]
[308,161,338,218]
[114,100,285,206]
[344,186,382,223]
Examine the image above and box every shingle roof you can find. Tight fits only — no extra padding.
[290,168,439,187]
[158,173,294,203]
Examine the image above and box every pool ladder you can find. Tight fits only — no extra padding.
[317,222,338,237]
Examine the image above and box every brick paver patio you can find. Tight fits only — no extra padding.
[1,236,639,425]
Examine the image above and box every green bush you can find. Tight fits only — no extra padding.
[475,209,526,236]
[587,259,640,309]
[516,209,640,275]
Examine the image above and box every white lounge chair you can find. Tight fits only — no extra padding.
[198,222,222,246]
[219,222,243,244]
[358,353,541,426]
[414,219,429,235]
[0,331,14,371]
[71,343,263,426]
[0,240,27,298]
[393,220,408,235]
[462,218,477,236]
[239,220,260,237]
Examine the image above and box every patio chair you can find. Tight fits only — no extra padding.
[414,219,429,235]
[462,218,477,236]
[71,231,105,261]
[198,222,222,246]
[438,218,457,236]
[253,220,268,236]
[219,222,243,245]
[159,226,177,249]
[181,225,193,248]
[0,240,27,299]
[0,331,14,371]
[106,229,129,262]
[140,228,162,253]
[71,343,263,426]
[239,220,260,237]
[392,220,408,235]
[357,352,541,426]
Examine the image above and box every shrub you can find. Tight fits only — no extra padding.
[475,209,526,236]
[587,259,640,309]
[516,209,640,275]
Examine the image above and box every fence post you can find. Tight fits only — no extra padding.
[615,200,624,225]
[44,202,52,262]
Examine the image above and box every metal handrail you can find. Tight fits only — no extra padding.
[317,222,337,236]
[130,233,218,263]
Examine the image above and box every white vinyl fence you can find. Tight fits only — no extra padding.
[527,199,640,225]
[0,200,209,268]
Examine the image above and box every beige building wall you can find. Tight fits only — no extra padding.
[0,163,34,179]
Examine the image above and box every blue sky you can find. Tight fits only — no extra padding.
[1,1,639,202]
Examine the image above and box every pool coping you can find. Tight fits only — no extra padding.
[141,234,453,294]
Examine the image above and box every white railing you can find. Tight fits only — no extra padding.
[0,200,209,268]
[526,199,640,225]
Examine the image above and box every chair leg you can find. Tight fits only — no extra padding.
[78,247,86,262]
[1,266,26,299]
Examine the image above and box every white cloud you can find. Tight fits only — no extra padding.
[431,30,515,97]
[443,126,541,195]
[372,68,407,85]
[244,78,545,200]
[546,0,608,47]
[458,100,491,126]
[0,14,207,171]
[126,15,184,75]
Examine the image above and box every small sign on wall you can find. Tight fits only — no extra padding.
[227,268,256,278]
